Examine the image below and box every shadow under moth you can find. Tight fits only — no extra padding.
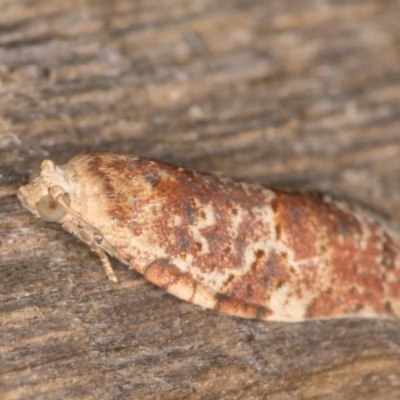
[18,152,400,322]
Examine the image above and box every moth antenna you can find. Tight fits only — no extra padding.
[49,185,98,232]
[49,184,118,283]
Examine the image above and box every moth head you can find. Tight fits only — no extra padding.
[18,159,71,223]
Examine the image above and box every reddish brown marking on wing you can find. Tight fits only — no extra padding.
[144,258,181,288]
[226,250,290,306]
[271,190,400,319]
[215,293,272,320]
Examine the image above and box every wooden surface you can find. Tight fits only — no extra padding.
[1,0,400,399]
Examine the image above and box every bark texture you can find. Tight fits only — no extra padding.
[1,1,400,399]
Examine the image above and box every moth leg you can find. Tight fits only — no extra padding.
[49,185,118,282]
[92,246,118,283]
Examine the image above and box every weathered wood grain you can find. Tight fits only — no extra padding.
[1,0,400,399]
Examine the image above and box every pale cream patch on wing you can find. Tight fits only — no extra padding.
[172,254,194,273]
[268,284,314,321]
[173,214,182,226]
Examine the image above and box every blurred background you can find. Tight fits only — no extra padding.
[1,0,400,215]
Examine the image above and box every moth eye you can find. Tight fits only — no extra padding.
[36,194,70,222]
[28,168,41,183]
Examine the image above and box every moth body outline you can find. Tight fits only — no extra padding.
[18,152,400,322]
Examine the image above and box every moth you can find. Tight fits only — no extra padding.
[18,152,400,321]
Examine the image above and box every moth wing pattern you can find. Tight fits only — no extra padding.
[17,152,400,322]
